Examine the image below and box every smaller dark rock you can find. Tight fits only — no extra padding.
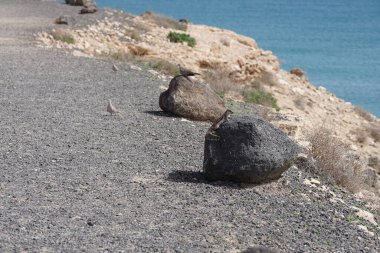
[55,15,75,25]
[179,19,189,24]
[80,6,97,14]
[87,220,94,226]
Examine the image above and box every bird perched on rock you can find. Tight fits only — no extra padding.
[206,109,233,140]
[178,64,200,83]
[112,63,119,72]
[107,100,119,115]
[178,64,200,77]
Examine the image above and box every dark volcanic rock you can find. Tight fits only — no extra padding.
[55,15,75,25]
[159,75,226,121]
[203,116,301,183]
[65,0,84,6]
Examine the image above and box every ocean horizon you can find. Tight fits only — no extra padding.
[92,0,379,117]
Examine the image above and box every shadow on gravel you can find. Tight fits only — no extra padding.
[143,110,179,118]
[167,170,241,188]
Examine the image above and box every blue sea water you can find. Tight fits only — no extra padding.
[96,0,380,117]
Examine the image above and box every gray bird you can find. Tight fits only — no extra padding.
[107,100,118,115]
[112,63,119,72]
[178,64,200,77]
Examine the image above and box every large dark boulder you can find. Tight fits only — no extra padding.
[203,116,301,183]
[65,0,84,6]
[159,75,226,121]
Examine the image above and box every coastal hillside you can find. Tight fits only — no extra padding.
[37,6,380,191]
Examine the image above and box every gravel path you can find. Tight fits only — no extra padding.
[0,1,379,252]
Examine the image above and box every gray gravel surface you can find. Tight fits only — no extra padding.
[0,1,379,252]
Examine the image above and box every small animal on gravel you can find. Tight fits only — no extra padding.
[205,109,233,140]
[112,63,119,72]
[107,100,119,115]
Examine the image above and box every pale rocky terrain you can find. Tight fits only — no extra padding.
[36,6,380,192]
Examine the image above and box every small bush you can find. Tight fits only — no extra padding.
[354,106,374,122]
[243,89,280,111]
[141,11,187,31]
[307,127,364,192]
[146,59,179,76]
[167,32,196,47]
[294,97,306,110]
[51,30,75,44]
[109,50,134,61]
[220,37,231,47]
[198,60,217,69]
[367,124,380,142]
[128,45,150,57]
[125,29,142,41]
[133,21,152,33]
[290,68,307,79]
[355,129,368,144]
[251,70,279,88]
[203,69,240,97]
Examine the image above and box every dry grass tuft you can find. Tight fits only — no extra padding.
[125,29,142,41]
[146,59,179,76]
[108,49,134,61]
[198,60,221,69]
[141,11,187,31]
[294,97,306,110]
[251,70,279,89]
[354,106,374,122]
[203,69,240,97]
[128,45,150,56]
[354,129,368,144]
[220,37,231,47]
[290,68,307,79]
[51,29,74,44]
[198,60,213,69]
[133,21,152,33]
[236,37,255,47]
[307,127,365,192]
[367,124,380,142]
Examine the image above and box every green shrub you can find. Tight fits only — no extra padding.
[243,89,280,111]
[52,33,74,44]
[167,32,196,47]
